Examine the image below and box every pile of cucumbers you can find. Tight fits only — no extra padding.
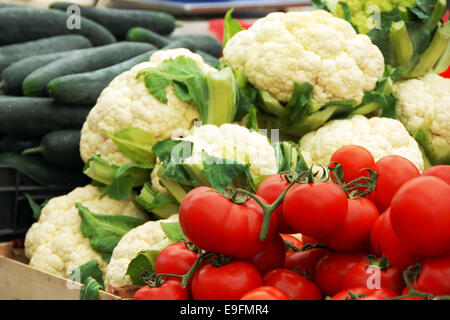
[0,3,223,186]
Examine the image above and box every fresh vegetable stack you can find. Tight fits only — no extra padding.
[0,3,221,192]
[15,2,450,301]
[127,146,450,301]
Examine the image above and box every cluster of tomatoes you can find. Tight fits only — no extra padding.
[133,145,450,300]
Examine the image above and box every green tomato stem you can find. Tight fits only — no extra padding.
[235,173,299,241]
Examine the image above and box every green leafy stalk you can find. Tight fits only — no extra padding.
[203,67,238,125]
[83,156,154,201]
[223,8,245,48]
[411,22,450,77]
[103,127,157,164]
[135,183,179,218]
[77,203,146,262]
[391,21,414,67]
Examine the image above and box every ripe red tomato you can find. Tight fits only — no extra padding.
[179,187,277,259]
[240,286,288,300]
[256,174,297,233]
[283,182,348,241]
[332,287,398,300]
[376,209,422,269]
[324,198,379,251]
[281,234,303,248]
[408,256,450,296]
[313,252,366,296]
[263,268,322,300]
[341,257,405,294]
[367,155,420,213]
[370,209,386,256]
[245,234,286,274]
[284,246,330,279]
[155,242,199,276]
[191,261,262,300]
[421,165,450,185]
[390,176,450,257]
[133,279,190,300]
[329,145,376,185]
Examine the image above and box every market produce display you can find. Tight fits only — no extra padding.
[0,0,448,302]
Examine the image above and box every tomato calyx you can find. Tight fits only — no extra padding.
[345,291,367,300]
[285,241,328,253]
[364,254,392,271]
[388,265,450,300]
[329,162,378,199]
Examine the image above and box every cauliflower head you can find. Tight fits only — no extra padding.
[151,123,279,192]
[24,185,147,278]
[299,115,424,171]
[80,49,217,166]
[223,10,385,105]
[104,215,178,290]
[393,74,450,165]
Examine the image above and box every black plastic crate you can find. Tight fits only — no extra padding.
[0,164,80,241]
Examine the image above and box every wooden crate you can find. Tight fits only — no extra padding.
[0,241,121,300]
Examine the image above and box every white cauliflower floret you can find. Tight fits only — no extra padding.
[104,215,178,290]
[24,185,147,278]
[151,123,279,192]
[80,49,217,166]
[223,10,384,104]
[299,115,424,171]
[393,74,450,165]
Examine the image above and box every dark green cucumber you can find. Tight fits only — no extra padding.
[0,35,92,72]
[22,130,82,169]
[22,42,155,97]
[0,46,96,95]
[161,37,196,51]
[0,135,41,153]
[50,2,176,38]
[126,27,170,48]
[196,50,220,68]
[0,152,88,186]
[169,34,222,58]
[48,49,157,105]
[0,96,90,135]
[0,7,116,46]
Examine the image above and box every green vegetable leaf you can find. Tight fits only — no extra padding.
[84,156,154,201]
[104,127,157,164]
[102,162,155,201]
[286,82,314,123]
[126,250,160,286]
[126,238,173,285]
[160,221,186,243]
[223,8,245,48]
[310,0,329,11]
[69,260,104,287]
[201,151,252,193]
[24,194,48,221]
[80,277,103,300]
[153,139,196,186]
[77,203,147,263]
[137,56,209,119]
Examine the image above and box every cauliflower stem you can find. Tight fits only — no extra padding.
[315,0,450,79]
